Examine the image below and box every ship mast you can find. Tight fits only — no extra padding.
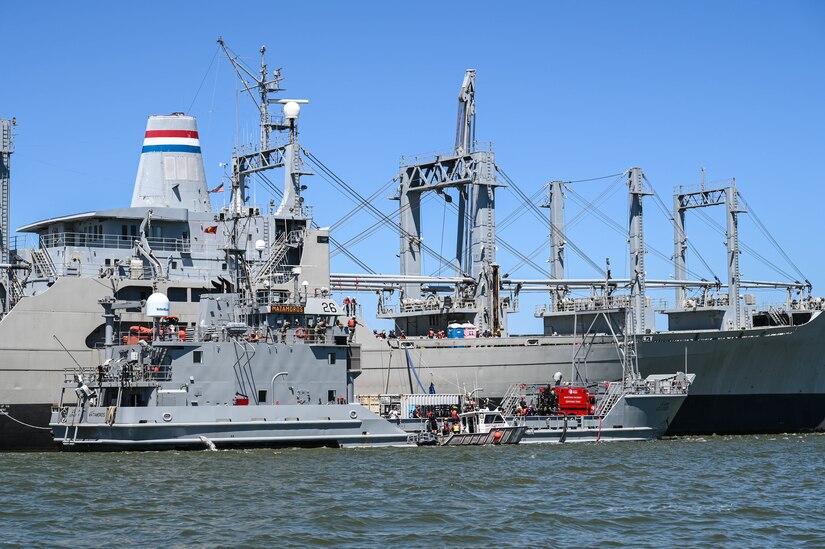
[1,117,15,315]
[627,167,651,335]
[217,38,309,302]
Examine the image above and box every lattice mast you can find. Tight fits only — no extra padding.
[0,117,14,314]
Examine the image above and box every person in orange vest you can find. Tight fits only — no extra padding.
[450,406,459,420]
[347,316,357,342]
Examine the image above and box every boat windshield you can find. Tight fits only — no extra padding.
[484,413,504,424]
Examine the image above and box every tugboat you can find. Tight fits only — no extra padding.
[50,290,413,451]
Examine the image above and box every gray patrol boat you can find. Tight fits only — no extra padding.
[50,289,410,451]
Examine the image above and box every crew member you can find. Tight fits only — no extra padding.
[347,316,357,342]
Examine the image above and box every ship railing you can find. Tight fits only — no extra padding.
[61,361,171,386]
[195,325,341,345]
[542,297,668,314]
[28,254,218,280]
[8,234,37,252]
[40,232,191,253]
[400,141,493,166]
[626,375,689,396]
[388,298,477,314]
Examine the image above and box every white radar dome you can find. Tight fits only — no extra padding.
[146,292,171,318]
[283,101,301,121]
[255,239,266,252]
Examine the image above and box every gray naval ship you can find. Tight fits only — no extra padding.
[1,44,823,450]
[50,288,410,451]
[338,70,825,437]
[0,42,341,450]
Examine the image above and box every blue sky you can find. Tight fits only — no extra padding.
[1,1,823,332]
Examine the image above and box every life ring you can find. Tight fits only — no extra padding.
[294,327,306,339]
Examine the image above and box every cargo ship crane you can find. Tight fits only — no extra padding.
[387,69,505,336]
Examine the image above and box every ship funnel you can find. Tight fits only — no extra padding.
[131,114,211,212]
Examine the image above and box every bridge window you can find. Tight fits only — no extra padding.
[168,287,187,302]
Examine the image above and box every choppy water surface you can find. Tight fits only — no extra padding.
[1,434,824,547]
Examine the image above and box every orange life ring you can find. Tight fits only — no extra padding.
[294,327,306,339]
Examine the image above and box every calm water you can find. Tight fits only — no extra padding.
[1,434,824,547]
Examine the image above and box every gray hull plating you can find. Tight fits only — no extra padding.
[353,312,825,434]
[51,404,409,451]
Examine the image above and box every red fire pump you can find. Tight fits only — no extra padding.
[552,386,596,416]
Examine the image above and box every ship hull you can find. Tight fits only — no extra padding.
[0,403,54,451]
[354,313,825,435]
[3,282,825,449]
[664,393,825,435]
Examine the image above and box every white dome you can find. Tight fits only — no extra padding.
[283,101,301,121]
[254,239,266,252]
[146,292,170,318]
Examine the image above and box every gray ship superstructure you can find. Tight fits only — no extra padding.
[0,43,333,450]
[337,71,825,436]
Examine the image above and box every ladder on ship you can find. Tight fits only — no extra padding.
[498,384,524,417]
[768,306,787,326]
[1,118,11,267]
[254,230,300,282]
[9,271,24,304]
[30,248,56,279]
[594,382,623,416]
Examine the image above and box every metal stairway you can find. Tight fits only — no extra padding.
[594,382,623,416]
[30,248,56,279]
[498,383,524,416]
[254,230,301,282]
[768,306,787,326]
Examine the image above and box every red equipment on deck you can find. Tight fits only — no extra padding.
[553,386,596,416]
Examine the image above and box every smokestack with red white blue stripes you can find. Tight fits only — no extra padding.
[131,113,211,212]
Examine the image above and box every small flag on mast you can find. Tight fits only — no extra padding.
[204,226,218,234]
[208,183,224,193]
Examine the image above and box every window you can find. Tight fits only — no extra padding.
[168,287,187,302]
[328,390,337,403]
[193,351,202,364]
[316,235,329,244]
[328,353,336,365]
[258,390,267,404]
[191,289,205,303]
